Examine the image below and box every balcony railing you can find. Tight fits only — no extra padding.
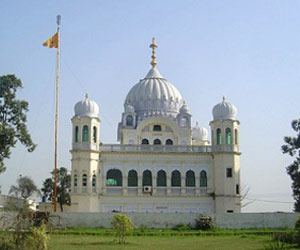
[100,144,240,153]
[72,143,239,153]
[100,144,212,153]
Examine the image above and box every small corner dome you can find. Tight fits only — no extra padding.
[212,97,237,121]
[74,94,99,118]
[192,122,208,141]
[125,104,135,113]
[180,102,190,114]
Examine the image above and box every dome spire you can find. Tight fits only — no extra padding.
[149,37,157,68]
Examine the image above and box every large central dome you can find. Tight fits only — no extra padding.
[124,67,184,118]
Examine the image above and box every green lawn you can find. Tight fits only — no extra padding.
[48,234,288,250]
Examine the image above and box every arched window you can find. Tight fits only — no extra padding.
[128,170,138,187]
[157,170,166,187]
[142,170,152,186]
[93,126,97,143]
[82,125,89,142]
[216,128,222,145]
[166,139,173,145]
[141,139,149,145]
[181,116,189,127]
[225,128,232,145]
[235,129,238,144]
[153,125,161,131]
[74,175,78,187]
[154,139,161,145]
[126,115,133,126]
[200,170,207,187]
[106,169,122,186]
[75,126,79,142]
[82,174,87,187]
[171,170,181,187]
[186,170,195,187]
[92,174,96,187]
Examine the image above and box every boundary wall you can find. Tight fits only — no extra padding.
[49,212,299,229]
[1,212,298,229]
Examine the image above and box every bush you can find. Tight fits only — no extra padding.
[194,215,215,230]
[24,224,49,250]
[111,213,134,244]
[0,237,14,250]
[295,216,300,232]
[264,238,288,250]
[272,232,296,245]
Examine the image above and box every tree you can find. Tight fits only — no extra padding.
[282,119,300,212]
[111,213,134,244]
[9,176,40,199]
[0,74,36,174]
[41,167,71,212]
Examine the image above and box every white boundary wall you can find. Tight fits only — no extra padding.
[48,212,299,229]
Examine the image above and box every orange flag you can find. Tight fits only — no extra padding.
[43,32,58,48]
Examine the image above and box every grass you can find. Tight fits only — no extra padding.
[1,228,298,249]
[49,234,273,250]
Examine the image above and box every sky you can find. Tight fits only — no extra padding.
[0,0,299,212]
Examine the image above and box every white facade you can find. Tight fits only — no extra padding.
[70,41,241,214]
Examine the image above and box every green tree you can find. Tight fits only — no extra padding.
[41,167,71,212]
[282,119,300,212]
[0,74,36,174]
[9,176,40,199]
[111,213,134,244]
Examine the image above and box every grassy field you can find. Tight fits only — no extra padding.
[1,228,298,249]
[49,234,273,250]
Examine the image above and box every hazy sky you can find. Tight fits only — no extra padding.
[0,1,299,212]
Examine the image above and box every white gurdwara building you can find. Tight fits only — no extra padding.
[70,39,241,214]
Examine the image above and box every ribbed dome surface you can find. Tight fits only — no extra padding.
[74,94,99,118]
[212,97,237,121]
[192,123,208,141]
[124,67,183,118]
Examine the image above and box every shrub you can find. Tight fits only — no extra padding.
[194,215,215,230]
[295,216,300,232]
[264,238,288,250]
[0,236,14,250]
[272,232,296,245]
[24,224,49,250]
[111,213,134,244]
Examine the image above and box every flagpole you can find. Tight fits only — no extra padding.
[53,15,61,212]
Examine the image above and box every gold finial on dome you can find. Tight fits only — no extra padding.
[223,96,226,102]
[85,93,88,99]
[149,37,157,68]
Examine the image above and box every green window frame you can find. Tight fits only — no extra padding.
[226,128,232,145]
[82,174,87,187]
[166,139,173,145]
[75,126,79,142]
[142,170,152,186]
[171,170,181,187]
[74,175,78,187]
[186,170,195,187]
[200,170,207,187]
[82,125,89,142]
[93,126,97,143]
[216,128,222,145]
[92,174,96,187]
[157,170,166,187]
[128,170,138,187]
[106,169,122,186]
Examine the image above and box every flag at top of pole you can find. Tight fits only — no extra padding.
[43,15,61,213]
[43,15,61,48]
